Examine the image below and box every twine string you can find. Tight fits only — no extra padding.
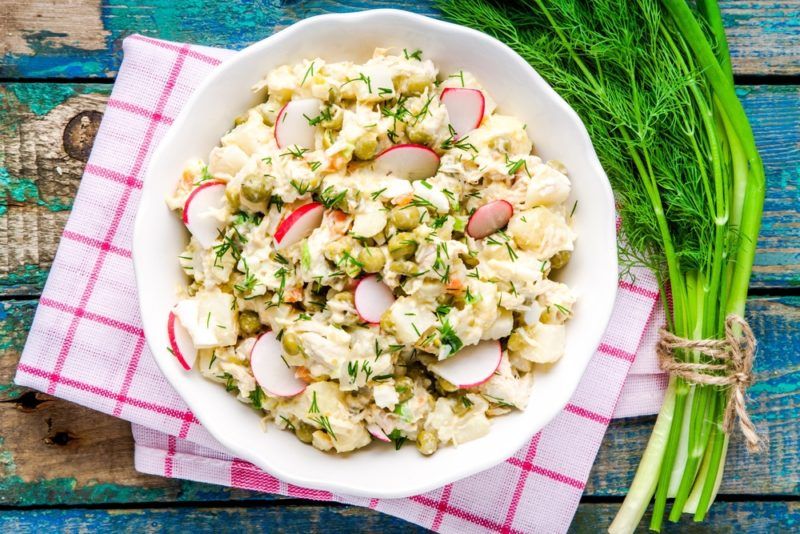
[657,314,762,452]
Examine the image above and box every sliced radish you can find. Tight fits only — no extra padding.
[466,200,513,239]
[354,274,395,324]
[274,202,324,250]
[182,180,227,249]
[440,87,485,139]
[367,423,391,443]
[250,331,307,397]
[374,144,439,181]
[274,98,321,149]
[167,310,197,371]
[430,340,502,389]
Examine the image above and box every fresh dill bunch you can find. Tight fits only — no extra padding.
[437,0,721,294]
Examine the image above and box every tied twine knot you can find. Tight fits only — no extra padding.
[657,314,762,452]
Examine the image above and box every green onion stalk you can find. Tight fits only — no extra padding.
[436,0,765,531]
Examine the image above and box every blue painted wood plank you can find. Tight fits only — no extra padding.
[0,501,796,532]
[570,500,800,533]
[1,84,797,292]
[743,85,800,289]
[1,1,797,79]
[587,296,800,496]
[0,505,431,533]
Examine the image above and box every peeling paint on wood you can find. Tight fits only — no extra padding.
[1,0,110,57]
[570,500,800,533]
[0,84,110,296]
[0,504,431,532]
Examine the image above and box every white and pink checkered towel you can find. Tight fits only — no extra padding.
[16,35,669,533]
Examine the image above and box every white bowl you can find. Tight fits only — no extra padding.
[133,9,617,498]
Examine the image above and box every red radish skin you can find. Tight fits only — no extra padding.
[354,275,396,324]
[430,340,502,389]
[274,98,321,149]
[466,200,514,239]
[182,180,225,224]
[167,311,197,371]
[250,331,307,398]
[374,144,440,181]
[367,423,391,442]
[274,202,324,249]
[440,87,485,138]
[182,180,227,248]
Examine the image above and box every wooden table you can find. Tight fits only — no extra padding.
[1,1,797,531]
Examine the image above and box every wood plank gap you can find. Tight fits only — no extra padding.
[579,494,800,505]
[0,78,117,85]
[734,74,800,86]
[0,498,339,512]
[747,287,800,297]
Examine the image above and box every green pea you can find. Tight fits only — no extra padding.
[324,236,357,262]
[394,376,415,402]
[416,430,438,456]
[281,332,301,356]
[388,232,418,259]
[225,187,240,212]
[507,330,526,352]
[405,75,431,95]
[238,311,261,335]
[550,250,571,269]
[451,397,471,416]
[407,127,432,145]
[389,261,418,276]
[353,136,378,160]
[461,252,479,268]
[320,106,343,129]
[437,377,459,393]
[390,206,421,230]
[379,313,395,333]
[241,174,271,203]
[295,421,314,444]
[358,247,386,273]
[331,291,354,306]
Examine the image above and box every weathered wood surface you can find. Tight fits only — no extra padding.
[2,296,797,506]
[0,1,797,531]
[1,84,797,295]
[0,84,110,296]
[1,1,798,79]
[0,504,431,533]
[570,501,800,533]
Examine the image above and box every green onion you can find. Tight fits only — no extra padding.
[438,0,765,531]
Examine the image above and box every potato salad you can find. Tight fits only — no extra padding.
[166,48,577,455]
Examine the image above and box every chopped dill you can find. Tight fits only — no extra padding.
[279,415,296,431]
[438,318,463,355]
[249,386,266,409]
[403,48,423,60]
[301,61,315,85]
[341,72,372,93]
[387,429,406,450]
[319,185,347,209]
[280,146,309,159]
